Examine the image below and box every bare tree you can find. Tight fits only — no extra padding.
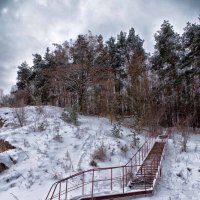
[176,116,191,152]
[12,105,27,127]
[0,88,3,106]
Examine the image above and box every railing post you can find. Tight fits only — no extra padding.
[160,167,162,177]
[131,159,133,177]
[82,172,84,195]
[59,182,61,200]
[150,139,152,150]
[125,166,127,185]
[65,180,68,200]
[145,142,147,157]
[144,166,146,196]
[135,154,137,165]
[50,183,58,200]
[139,150,140,165]
[122,166,125,193]
[111,168,113,191]
[92,169,94,199]
[142,146,144,161]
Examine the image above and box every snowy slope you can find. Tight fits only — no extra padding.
[0,106,144,200]
[138,134,200,200]
[0,106,199,200]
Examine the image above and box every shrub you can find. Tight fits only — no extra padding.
[38,121,48,132]
[89,159,97,167]
[0,163,8,173]
[69,104,79,125]
[61,104,79,125]
[129,115,141,147]
[31,107,48,132]
[74,127,88,139]
[12,106,27,127]
[61,112,69,122]
[0,117,6,128]
[111,122,123,138]
[120,144,129,156]
[92,144,107,161]
[53,134,63,143]
[176,117,190,152]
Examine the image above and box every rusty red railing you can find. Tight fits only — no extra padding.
[45,129,171,200]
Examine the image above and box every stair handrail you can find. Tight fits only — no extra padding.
[45,129,174,200]
[125,136,155,167]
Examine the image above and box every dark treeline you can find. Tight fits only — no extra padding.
[11,18,200,128]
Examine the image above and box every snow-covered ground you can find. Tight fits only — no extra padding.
[0,106,199,200]
[139,134,200,200]
[0,106,144,200]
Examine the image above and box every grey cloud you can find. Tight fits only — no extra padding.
[174,0,200,10]
[0,0,199,93]
[0,0,12,9]
[0,65,17,93]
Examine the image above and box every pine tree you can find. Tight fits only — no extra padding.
[179,19,200,127]
[31,53,46,89]
[151,20,181,125]
[44,47,55,68]
[17,62,31,90]
[151,20,181,88]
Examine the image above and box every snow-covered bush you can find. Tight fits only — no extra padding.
[61,111,69,122]
[129,115,141,147]
[194,144,198,152]
[74,127,89,139]
[129,130,140,148]
[12,106,27,127]
[64,151,74,172]
[89,159,97,167]
[120,144,128,156]
[31,106,48,132]
[111,122,123,138]
[176,117,190,152]
[53,134,63,143]
[0,117,6,128]
[51,171,63,180]
[91,143,107,161]
[61,104,79,125]
[69,104,79,125]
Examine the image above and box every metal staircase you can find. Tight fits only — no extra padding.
[45,129,171,200]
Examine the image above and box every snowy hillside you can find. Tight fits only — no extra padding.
[0,106,199,200]
[0,106,144,200]
[140,134,200,200]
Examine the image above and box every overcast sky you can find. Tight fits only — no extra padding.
[0,0,199,94]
